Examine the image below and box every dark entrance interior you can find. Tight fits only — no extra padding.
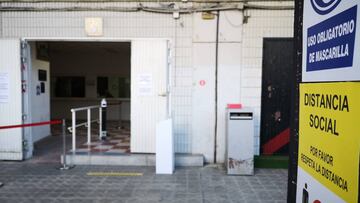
[260,38,294,155]
[29,41,131,163]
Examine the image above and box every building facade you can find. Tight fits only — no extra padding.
[0,0,294,163]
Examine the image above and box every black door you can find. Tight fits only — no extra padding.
[260,38,293,155]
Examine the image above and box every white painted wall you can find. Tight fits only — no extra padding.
[192,10,243,163]
[30,42,50,142]
[0,1,294,162]
[192,43,216,163]
[216,43,242,163]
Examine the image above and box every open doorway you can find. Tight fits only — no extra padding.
[0,39,169,162]
[29,41,131,163]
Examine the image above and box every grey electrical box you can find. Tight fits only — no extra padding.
[226,107,254,175]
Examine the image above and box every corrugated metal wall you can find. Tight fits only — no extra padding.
[0,2,194,153]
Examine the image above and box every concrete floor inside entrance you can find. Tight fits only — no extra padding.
[30,121,204,167]
[62,121,130,154]
[29,121,130,164]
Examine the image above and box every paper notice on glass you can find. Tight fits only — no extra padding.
[0,73,9,103]
[138,74,153,96]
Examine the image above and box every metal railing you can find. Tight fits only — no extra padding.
[69,105,101,153]
[68,99,127,160]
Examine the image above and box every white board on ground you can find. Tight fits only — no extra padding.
[156,119,174,174]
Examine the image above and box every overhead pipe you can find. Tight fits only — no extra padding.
[214,9,220,164]
[0,0,295,3]
[0,3,294,12]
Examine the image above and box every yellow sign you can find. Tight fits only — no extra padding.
[299,82,360,203]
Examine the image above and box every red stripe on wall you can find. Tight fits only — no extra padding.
[262,128,290,155]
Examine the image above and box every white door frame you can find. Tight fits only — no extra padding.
[21,39,33,159]
[23,37,170,42]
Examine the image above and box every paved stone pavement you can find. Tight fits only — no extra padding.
[0,162,288,203]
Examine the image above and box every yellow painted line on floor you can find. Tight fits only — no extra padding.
[87,172,143,176]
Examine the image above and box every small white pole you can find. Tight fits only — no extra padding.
[87,108,91,145]
[72,111,76,153]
